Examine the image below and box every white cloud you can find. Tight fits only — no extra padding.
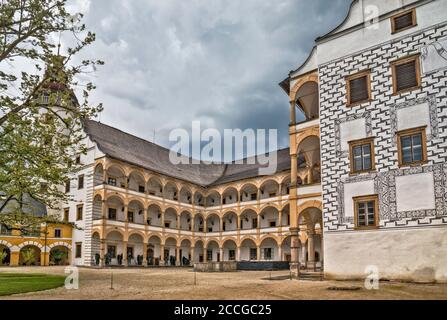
[68,0,352,156]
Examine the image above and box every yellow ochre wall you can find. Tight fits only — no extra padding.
[0,223,73,267]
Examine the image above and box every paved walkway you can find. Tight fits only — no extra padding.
[0,267,446,300]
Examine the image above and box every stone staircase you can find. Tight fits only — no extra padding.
[298,270,324,281]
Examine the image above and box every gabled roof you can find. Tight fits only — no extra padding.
[84,120,292,187]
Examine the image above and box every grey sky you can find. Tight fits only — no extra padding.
[69,0,352,159]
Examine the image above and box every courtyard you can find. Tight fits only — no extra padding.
[0,267,446,300]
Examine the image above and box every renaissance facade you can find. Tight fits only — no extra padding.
[281,0,447,282]
[1,0,446,282]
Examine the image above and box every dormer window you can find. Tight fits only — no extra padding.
[391,9,417,34]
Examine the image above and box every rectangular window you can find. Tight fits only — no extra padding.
[165,221,171,228]
[397,126,427,166]
[108,208,117,220]
[75,242,82,258]
[128,211,134,223]
[76,205,83,221]
[65,179,71,193]
[391,9,417,34]
[229,250,236,261]
[63,208,69,222]
[107,177,117,186]
[54,229,62,238]
[263,248,272,260]
[138,185,145,193]
[349,137,375,174]
[107,245,116,259]
[353,195,379,229]
[346,70,371,106]
[75,155,81,165]
[78,175,84,189]
[269,192,276,198]
[391,54,421,94]
[207,250,213,261]
[222,222,226,231]
[250,248,257,261]
[269,221,277,227]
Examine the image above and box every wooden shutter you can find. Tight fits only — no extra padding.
[393,55,420,94]
[392,9,416,33]
[349,76,368,103]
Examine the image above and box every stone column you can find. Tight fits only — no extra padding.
[190,247,194,264]
[102,201,107,219]
[307,165,314,185]
[143,208,148,226]
[256,246,261,261]
[278,245,282,262]
[203,247,207,262]
[290,99,296,125]
[122,241,128,266]
[160,244,165,266]
[190,216,195,232]
[289,227,300,277]
[142,243,148,266]
[300,242,307,265]
[278,210,283,227]
[219,248,224,262]
[176,247,181,266]
[307,230,316,269]
[99,238,106,267]
[236,246,241,261]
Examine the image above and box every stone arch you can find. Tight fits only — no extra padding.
[48,242,72,250]
[49,245,70,266]
[126,230,146,243]
[290,73,319,103]
[296,128,320,150]
[19,244,42,266]
[105,193,126,204]
[298,200,323,217]
[240,237,258,261]
[0,239,13,249]
[17,241,43,250]
[222,238,237,261]
[105,228,125,239]
[205,238,221,249]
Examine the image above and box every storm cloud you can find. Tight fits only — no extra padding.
[69,0,352,159]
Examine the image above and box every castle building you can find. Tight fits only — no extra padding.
[1,0,446,282]
[281,0,447,282]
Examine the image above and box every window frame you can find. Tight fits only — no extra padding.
[396,126,428,167]
[391,54,421,95]
[63,208,69,222]
[54,228,62,238]
[65,179,71,193]
[108,208,117,220]
[78,174,84,190]
[345,70,372,107]
[76,205,83,221]
[348,137,376,174]
[391,8,417,34]
[75,242,82,258]
[353,195,379,230]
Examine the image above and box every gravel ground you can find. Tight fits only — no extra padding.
[0,266,446,300]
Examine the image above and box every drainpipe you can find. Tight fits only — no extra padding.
[43,223,48,266]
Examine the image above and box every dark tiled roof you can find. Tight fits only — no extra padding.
[84,120,291,187]
[0,193,47,217]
